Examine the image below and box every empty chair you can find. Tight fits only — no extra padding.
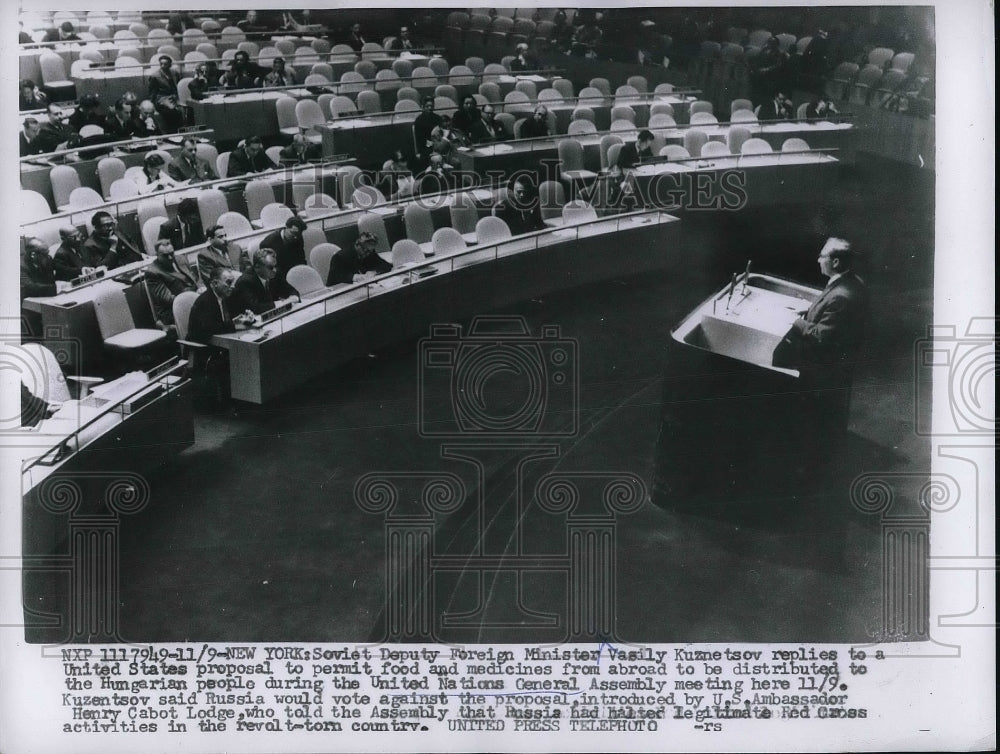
[849,64,884,105]
[358,213,390,254]
[614,85,640,101]
[476,216,512,245]
[870,69,908,107]
[727,125,753,155]
[557,139,597,183]
[567,119,597,136]
[610,120,635,133]
[610,105,636,124]
[352,185,387,209]
[276,96,300,138]
[392,59,413,78]
[515,80,537,101]
[433,96,458,117]
[304,73,331,87]
[690,100,714,116]
[375,69,402,92]
[39,52,76,100]
[683,129,709,157]
[741,138,773,155]
[113,29,139,48]
[309,243,339,283]
[310,38,331,55]
[265,146,283,165]
[20,342,103,403]
[354,60,377,80]
[331,95,358,118]
[255,203,291,230]
[775,32,796,53]
[731,98,753,115]
[142,216,168,255]
[478,82,501,104]
[588,77,610,97]
[50,165,82,212]
[648,113,676,129]
[605,143,624,168]
[482,63,508,82]
[287,265,326,298]
[571,106,595,124]
[109,179,140,200]
[449,193,479,238]
[781,137,810,152]
[890,51,915,74]
[626,75,648,94]
[796,102,810,120]
[339,71,368,94]
[391,239,423,268]
[427,56,450,78]
[598,135,623,171]
[78,124,106,140]
[538,180,567,222]
[731,110,757,124]
[68,187,104,209]
[464,57,486,74]
[335,166,365,208]
[237,41,260,57]
[868,47,895,69]
[197,189,228,229]
[577,86,604,105]
[561,200,598,225]
[747,29,772,48]
[245,179,276,225]
[448,65,476,88]
[435,84,459,103]
[93,286,168,357]
[356,90,382,115]
[659,145,690,160]
[295,99,327,143]
[494,112,516,136]
[701,141,731,157]
[650,102,675,118]
[552,78,574,99]
[653,82,675,96]
[394,99,420,114]
[303,193,337,215]
[397,86,420,106]
[826,62,860,100]
[403,203,435,245]
[216,152,231,180]
[216,211,253,239]
[96,157,127,199]
[431,227,466,256]
[20,190,51,223]
[690,112,719,125]
[502,90,533,116]
[196,41,219,59]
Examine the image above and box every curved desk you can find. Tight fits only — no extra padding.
[212,209,683,403]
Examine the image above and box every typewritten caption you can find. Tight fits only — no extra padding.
[57,644,880,735]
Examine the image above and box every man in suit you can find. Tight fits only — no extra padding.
[776,237,868,434]
[519,105,551,138]
[145,239,198,328]
[188,268,253,344]
[261,215,308,285]
[387,26,415,51]
[19,80,49,112]
[230,248,299,315]
[52,226,100,281]
[35,104,79,155]
[509,43,539,72]
[412,97,443,168]
[756,90,794,121]
[43,21,80,43]
[19,118,45,157]
[148,55,184,132]
[197,224,248,278]
[278,133,323,165]
[493,179,545,235]
[105,97,139,139]
[68,94,108,133]
[158,198,205,251]
[20,238,58,301]
[83,212,145,269]
[616,129,654,170]
[168,137,218,183]
[133,99,167,138]
[227,135,278,177]
[327,232,392,285]
[219,50,260,90]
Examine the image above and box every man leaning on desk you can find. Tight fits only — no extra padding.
[83,212,145,269]
[227,135,278,176]
[145,239,199,329]
[230,248,299,315]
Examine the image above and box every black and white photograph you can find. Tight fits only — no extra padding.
[1,1,994,752]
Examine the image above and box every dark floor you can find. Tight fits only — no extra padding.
[26,154,934,644]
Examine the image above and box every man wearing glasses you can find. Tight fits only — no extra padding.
[82,211,145,269]
[230,248,299,315]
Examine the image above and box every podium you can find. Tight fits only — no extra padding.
[654,273,823,513]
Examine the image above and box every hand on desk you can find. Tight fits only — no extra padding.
[352,271,377,284]
[233,310,256,328]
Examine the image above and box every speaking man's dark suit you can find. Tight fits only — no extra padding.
[158,215,206,250]
[145,258,198,326]
[20,131,45,157]
[261,227,304,282]
[226,146,277,176]
[616,141,652,170]
[230,271,296,315]
[756,97,793,121]
[493,200,545,235]
[82,231,145,269]
[53,242,102,281]
[327,246,392,286]
[187,287,236,344]
[168,151,217,182]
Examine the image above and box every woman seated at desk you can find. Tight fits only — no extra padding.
[132,152,183,195]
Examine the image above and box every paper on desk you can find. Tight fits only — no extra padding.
[334,119,374,128]
[490,144,514,154]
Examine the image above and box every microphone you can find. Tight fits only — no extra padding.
[742,260,751,291]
